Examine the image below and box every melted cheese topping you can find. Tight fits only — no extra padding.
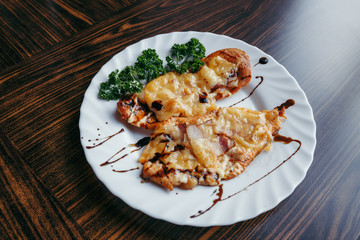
[139,107,283,181]
[141,56,237,121]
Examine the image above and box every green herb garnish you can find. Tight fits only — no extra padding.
[135,49,166,83]
[98,49,164,100]
[98,38,206,100]
[98,67,143,100]
[166,38,206,74]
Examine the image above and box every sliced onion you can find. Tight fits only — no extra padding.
[209,141,224,156]
[186,125,205,140]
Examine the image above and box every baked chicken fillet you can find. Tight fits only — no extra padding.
[139,106,286,191]
[117,48,252,129]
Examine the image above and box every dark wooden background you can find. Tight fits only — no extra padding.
[1,0,359,239]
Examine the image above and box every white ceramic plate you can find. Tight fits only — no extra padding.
[79,31,316,227]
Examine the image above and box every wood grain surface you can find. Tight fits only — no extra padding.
[1,0,360,239]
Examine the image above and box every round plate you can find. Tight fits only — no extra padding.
[79,31,316,227]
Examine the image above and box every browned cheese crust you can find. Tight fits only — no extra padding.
[203,48,252,99]
[139,106,285,191]
[117,94,158,129]
[117,48,252,129]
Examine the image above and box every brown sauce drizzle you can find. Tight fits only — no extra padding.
[100,136,150,167]
[134,137,151,148]
[254,57,268,67]
[190,184,224,218]
[275,99,295,110]
[112,167,140,173]
[100,147,127,166]
[191,135,302,218]
[151,100,163,111]
[199,92,209,103]
[274,134,299,144]
[223,135,301,200]
[229,76,264,107]
[86,129,124,149]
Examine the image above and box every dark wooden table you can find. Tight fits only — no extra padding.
[1,0,360,239]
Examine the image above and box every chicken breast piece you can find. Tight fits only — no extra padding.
[139,106,286,191]
[117,48,252,129]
